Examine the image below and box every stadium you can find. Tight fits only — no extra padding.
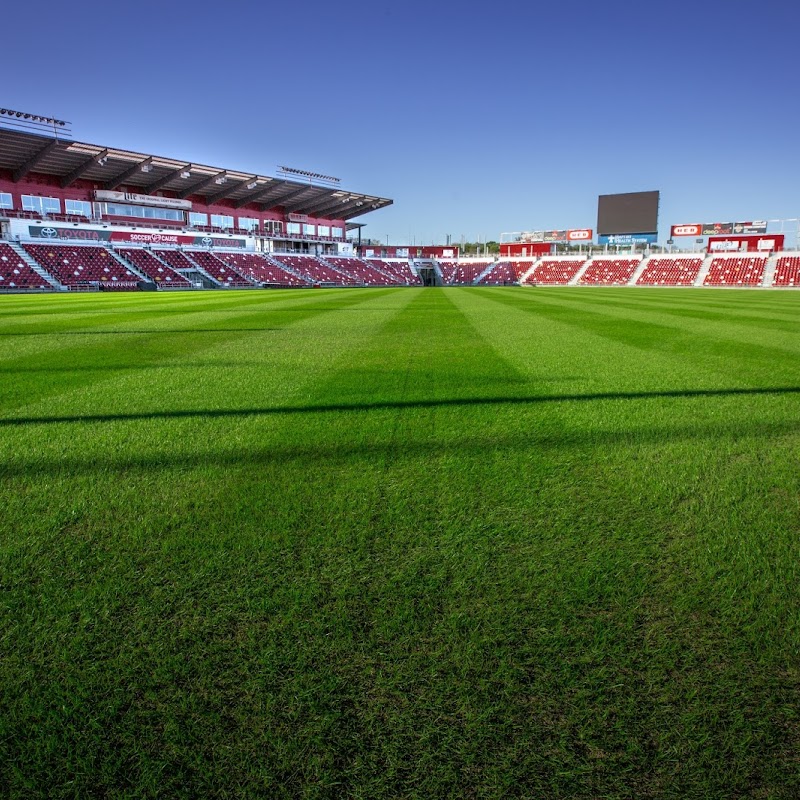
[1,97,799,800]
[0,113,798,292]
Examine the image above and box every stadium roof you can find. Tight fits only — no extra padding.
[0,127,393,221]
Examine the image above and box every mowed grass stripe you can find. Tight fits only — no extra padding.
[0,288,402,415]
[1,287,798,799]
[473,286,800,388]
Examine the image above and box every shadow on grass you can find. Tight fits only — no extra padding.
[2,418,798,478]
[1,386,799,428]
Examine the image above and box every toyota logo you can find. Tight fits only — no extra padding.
[201,237,214,247]
[41,227,59,238]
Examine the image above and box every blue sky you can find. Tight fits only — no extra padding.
[4,0,798,244]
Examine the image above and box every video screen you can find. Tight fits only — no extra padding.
[597,191,659,235]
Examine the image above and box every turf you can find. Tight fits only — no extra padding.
[1,286,799,799]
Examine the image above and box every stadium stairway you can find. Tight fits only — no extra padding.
[474,262,498,284]
[105,247,149,283]
[262,253,311,284]
[694,255,714,286]
[316,255,360,284]
[762,254,780,287]
[178,252,224,288]
[8,241,63,289]
[569,259,593,285]
[629,257,651,285]
[518,259,540,284]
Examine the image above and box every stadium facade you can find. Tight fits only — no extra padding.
[0,112,798,291]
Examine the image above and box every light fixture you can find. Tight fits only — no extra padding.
[180,171,191,179]
[246,181,258,190]
[215,176,227,185]
[141,164,153,173]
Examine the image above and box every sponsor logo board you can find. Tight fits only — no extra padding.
[733,220,768,235]
[542,230,568,243]
[567,229,592,241]
[670,223,702,237]
[27,225,247,248]
[597,233,658,245]
[701,222,734,236]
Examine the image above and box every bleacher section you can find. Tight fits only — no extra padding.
[325,257,400,286]
[273,255,358,285]
[579,258,640,286]
[703,256,767,287]
[524,259,586,285]
[477,262,518,285]
[116,248,192,288]
[212,252,308,286]
[368,260,421,284]
[0,243,51,290]
[440,261,492,285]
[771,256,800,287]
[23,244,141,290]
[185,251,253,287]
[636,257,703,286]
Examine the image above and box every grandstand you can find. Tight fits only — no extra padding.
[0,120,799,292]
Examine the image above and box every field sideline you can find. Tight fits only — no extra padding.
[1,286,799,798]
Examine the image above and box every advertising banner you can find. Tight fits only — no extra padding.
[670,223,702,237]
[733,221,768,235]
[26,225,247,248]
[709,240,740,251]
[566,229,592,241]
[94,190,192,210]
[701,222,734,236]
[542,230,568,243]
[597,233,657,245]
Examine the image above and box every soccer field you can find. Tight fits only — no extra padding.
[1,286,799,798]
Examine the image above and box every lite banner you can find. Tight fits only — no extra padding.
[670,223,702,237]
[733,220,768,234]
[27,225,247,248]
[94,190,192,210]
[566,228,592,241]
[701,222,734,236]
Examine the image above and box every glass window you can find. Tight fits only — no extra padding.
[22,195,62,215]
[65,199,92,217]
[303,223,315,237]
[286,222,301,235]
[317,225,330,237]
[189,212,208,227]
[210,214,234,229]
[103,202,183,222]
[0,193,12,209]
[238,217,259,232]
[332,227,343,239]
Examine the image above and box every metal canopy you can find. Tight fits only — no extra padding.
[0,128,393,221]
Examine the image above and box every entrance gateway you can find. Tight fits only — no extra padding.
[413,260,441,286]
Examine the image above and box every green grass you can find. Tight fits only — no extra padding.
[1,286,799,799]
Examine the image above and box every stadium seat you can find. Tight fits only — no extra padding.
[272,255,359,285]
[523,259,586,285]
[771,256,800,287]
[636,257,703,286]
[367,260,421,285]
[23,243,141,290]
[212,251,309,286]
[476,262,518,285]
[183,251,253,287]
[116,248,193,288]
[0,243,50,290]
[579,259,640,285]
[703,256,767,287]
[324,257,402,286]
